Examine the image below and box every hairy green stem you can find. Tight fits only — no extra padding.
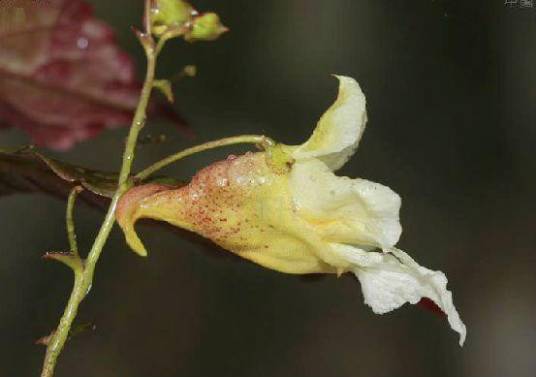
[135,135,274,181]
[39,33,158,377]
[66,186,82,257]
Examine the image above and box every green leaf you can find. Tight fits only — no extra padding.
[0,148,116,200]
[0,148,184,201]
[33,152,118,198]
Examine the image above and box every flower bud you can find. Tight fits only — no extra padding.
[150,0,195,36]
[185,13,228,42]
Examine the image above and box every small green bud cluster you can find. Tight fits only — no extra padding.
[150,0,228,42]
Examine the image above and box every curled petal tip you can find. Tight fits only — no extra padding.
[293,74,367,170]
[125,231,149,257]
[330,74,357,84]
[116,184,172,257]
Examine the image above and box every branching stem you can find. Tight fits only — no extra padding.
[39,4,269,376]
[39,9,158,377]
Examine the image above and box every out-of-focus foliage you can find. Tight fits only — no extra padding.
[0,0,142,150]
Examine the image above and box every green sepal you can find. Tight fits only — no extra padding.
[185,13,228,42]
[43,252,84,274]
[153,79,174,103]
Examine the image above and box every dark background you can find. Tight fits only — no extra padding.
[1,0,536,376]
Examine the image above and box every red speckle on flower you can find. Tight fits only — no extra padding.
[117,151,279,260]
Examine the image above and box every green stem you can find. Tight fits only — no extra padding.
[66,186,82,257]
[39,30,158,377]
[135,135,274,181]
[155,36,168,56]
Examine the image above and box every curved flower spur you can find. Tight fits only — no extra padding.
[116,76,466,345]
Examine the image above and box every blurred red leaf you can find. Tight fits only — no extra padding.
[0,0,169,150]
[417,298,446,318]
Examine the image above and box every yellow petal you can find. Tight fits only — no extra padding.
[290,158,401,249]
[293,75,367,170]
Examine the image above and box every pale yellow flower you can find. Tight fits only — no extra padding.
[117,76,466,345]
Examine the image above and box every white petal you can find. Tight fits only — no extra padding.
[336,245,466,346]
[292,75,367,171]
[290,159,401,249]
